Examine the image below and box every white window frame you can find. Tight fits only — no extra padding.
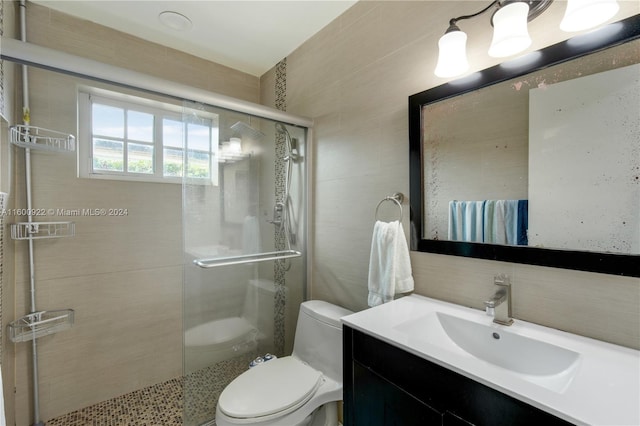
[78,88,219,185]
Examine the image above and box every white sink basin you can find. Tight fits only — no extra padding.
[342,294,640,426]
[394,312,581,392]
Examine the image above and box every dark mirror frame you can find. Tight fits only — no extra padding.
[409,14,640,277]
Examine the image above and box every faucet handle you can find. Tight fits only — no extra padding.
[484,297,498,316]
[484,303,495,317]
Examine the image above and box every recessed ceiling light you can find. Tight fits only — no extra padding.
[158,11,192,32]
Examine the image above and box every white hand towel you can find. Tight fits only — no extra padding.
[504,200,519,245]
[492,200,507,244]
[242,215,262,254]
[367,220,414,307]
[448,200,463,240]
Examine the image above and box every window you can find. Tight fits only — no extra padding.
[78,90,219,184]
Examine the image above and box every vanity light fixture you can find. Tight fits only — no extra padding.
[434,0,620,78]
[560,0,620,32]
[434,23,470,78]
[488,2,532,58]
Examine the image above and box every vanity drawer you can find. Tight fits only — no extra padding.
[344,326,573,426]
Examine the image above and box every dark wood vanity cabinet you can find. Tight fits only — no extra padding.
[343,326,574,426]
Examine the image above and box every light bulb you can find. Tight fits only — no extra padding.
[434,26,469,78]
[489,2,532,58]
[560,0,620,32]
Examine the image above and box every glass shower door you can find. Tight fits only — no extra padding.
[181,101,307,425]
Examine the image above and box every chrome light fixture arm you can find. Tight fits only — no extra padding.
[435,0,620,78]
[447,0,500,30]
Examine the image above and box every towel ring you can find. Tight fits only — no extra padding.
[375,192,404,222]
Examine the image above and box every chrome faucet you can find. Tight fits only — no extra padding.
[484,274,514,326]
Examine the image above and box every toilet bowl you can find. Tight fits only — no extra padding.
[184,279,277,374]
[216,300,353,426]
[184,317,258,374]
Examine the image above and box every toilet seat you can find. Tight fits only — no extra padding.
[218,356,323,420]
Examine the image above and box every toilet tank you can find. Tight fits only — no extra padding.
[292,300,353,383]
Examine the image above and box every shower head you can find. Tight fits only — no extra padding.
[275,123,300,163]
[230,121,265,141]
[275,123,288,135]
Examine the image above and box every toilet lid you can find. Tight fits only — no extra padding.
[218,356,323,419]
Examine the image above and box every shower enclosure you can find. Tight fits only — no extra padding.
[1,36,310,426]
[181,102,307,425]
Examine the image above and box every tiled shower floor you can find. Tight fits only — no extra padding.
[46,354,254,426]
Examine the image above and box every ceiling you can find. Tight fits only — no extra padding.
[31,0,357,77]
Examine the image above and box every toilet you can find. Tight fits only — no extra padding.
[216,300,353,426]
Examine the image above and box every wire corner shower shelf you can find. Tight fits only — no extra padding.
[9,309,75,343]
[10,124,76,152]
[11,221,76,240]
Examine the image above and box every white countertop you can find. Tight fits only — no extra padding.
[341,294,640,426]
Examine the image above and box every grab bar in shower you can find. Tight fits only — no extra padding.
[194,250,302,268]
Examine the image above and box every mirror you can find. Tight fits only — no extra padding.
[409,15,640,277]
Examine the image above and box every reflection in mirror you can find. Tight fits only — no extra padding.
[409,15,640,276]
[422,41,639,254]
[528,63,638,254]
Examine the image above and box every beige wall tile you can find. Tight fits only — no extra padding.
[411,251,640,349]
[5,3,262,423]
[1,123,17,426]
[1,4,19,425]
[10,1,637,423]
[13,266,182,423]
[512,266,640,347]
[259,67,277,109]
[277,1,640,351]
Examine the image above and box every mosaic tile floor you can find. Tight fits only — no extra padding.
[46,354,254,426]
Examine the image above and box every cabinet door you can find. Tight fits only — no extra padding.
[346,327,574,426]
[353,362,443,425]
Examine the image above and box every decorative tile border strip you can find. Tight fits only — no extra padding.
[273,57,287,357]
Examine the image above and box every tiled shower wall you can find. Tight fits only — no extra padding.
[1,1,17,425]
[7,2,261,424]
[0,0,5,363]
[0,0,16,125]
[0,192,5,356]
[261,1,640,350]
[0,0,5,119]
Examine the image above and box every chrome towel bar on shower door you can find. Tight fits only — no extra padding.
[194,250,302,268]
